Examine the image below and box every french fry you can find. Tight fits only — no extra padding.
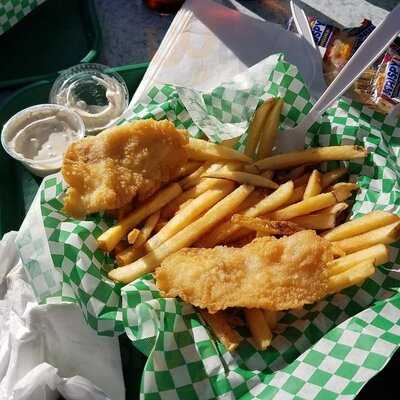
[288,165,308,180]
[221,161,246,171]
[263,310,279,330]
[114,240,129,255]
[323,211,399,241]
[331,244,346,258]
[97,183,182,252]
[161,163,243,219]
[269,192,337,221]
[203,192,267,248]
[276,165,309,183]
[231,215,302,235]
[328,260,375,294]
[321,167,348,188]
[290,214,336,230]
[229,232,257,247]
[262,170,274,180]
[303,170,322,199]
[317,202,348,215]
[199,310,241,352]
[133,211,160,249]
[230,180,293,219]
[127,229,140,245]
[245,98,275,158]
[332,221,400,254]
[154,221,167,233]
[225,313,245,327]
[327,244,389,277]
[161,179,224,219]
[179,162,210,190]
[221,227,254,244]
[236,189,268,212]
[175,161,202,179]
[222,137,240,148]
[252,145,367,171]
[196,181,294,247]
[293,173,311,187]
[194,193,264,247]
[244,309,272,351]
[146,182,235,252]
[330,182,359,201]
[244,164,261,174]
[201,192,267,246]
[177,198,193,212]
[272,183,356,221]
[108,185,254,283]
[203,170,278,189]
[116,203,134,221]
[286,185,306,205]
[185,138,252,163]
[257,98,284,159]
[115,246,146,266]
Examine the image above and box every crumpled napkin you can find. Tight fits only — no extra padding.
[0,232,125,400]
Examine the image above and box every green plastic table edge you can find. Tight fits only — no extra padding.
[0,0,102,89]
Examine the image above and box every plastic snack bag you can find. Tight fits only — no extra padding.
[300,16,400,117]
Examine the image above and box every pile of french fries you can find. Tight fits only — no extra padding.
[97,98,399,352]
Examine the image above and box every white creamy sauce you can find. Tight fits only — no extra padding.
[2,105,84,177]
[10,115,77,161]
[56,75,126,133]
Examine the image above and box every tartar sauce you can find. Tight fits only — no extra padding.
[1,104,84,177]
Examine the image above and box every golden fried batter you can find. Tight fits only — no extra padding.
[62,119,188,217]
[156,231,333,312]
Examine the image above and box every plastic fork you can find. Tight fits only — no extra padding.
[274,3,400,153]
[290,0,317,50]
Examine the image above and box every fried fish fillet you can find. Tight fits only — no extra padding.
[62,119,188,217]
[156,231,333,312]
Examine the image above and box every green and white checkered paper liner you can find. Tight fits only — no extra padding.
[16,54,400,399]
[0,0,46,36]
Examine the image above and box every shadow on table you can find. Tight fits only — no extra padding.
[365,0,397,12]
[119,334,147,400]
[357,349,399,399]
[225,0,343,27]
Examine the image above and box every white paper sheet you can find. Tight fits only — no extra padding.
[0,232,125,400]
[129,0,326,108]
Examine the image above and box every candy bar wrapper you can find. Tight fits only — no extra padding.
[16,54,400,399]
[299,16,400,118]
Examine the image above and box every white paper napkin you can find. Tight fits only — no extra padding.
[0,232,125,400]
[129,0,326,109]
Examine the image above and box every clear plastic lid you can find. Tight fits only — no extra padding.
[49,63,129,135]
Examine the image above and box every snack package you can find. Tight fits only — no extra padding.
[309,18,375,80]
[372,46,400,115]
[304,17,400,117]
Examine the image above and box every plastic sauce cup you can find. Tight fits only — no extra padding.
[1,104,85,177]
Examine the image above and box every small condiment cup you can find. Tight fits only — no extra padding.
[1,104,85,177]
[50,63,129,135]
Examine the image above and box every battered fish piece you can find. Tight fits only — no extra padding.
[62,119,188,217]
[156,231,333,312]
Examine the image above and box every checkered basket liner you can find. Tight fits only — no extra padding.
[0,0,46,36]
[16,54,400,399]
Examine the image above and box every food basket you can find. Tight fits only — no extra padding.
[12,54,400,399]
